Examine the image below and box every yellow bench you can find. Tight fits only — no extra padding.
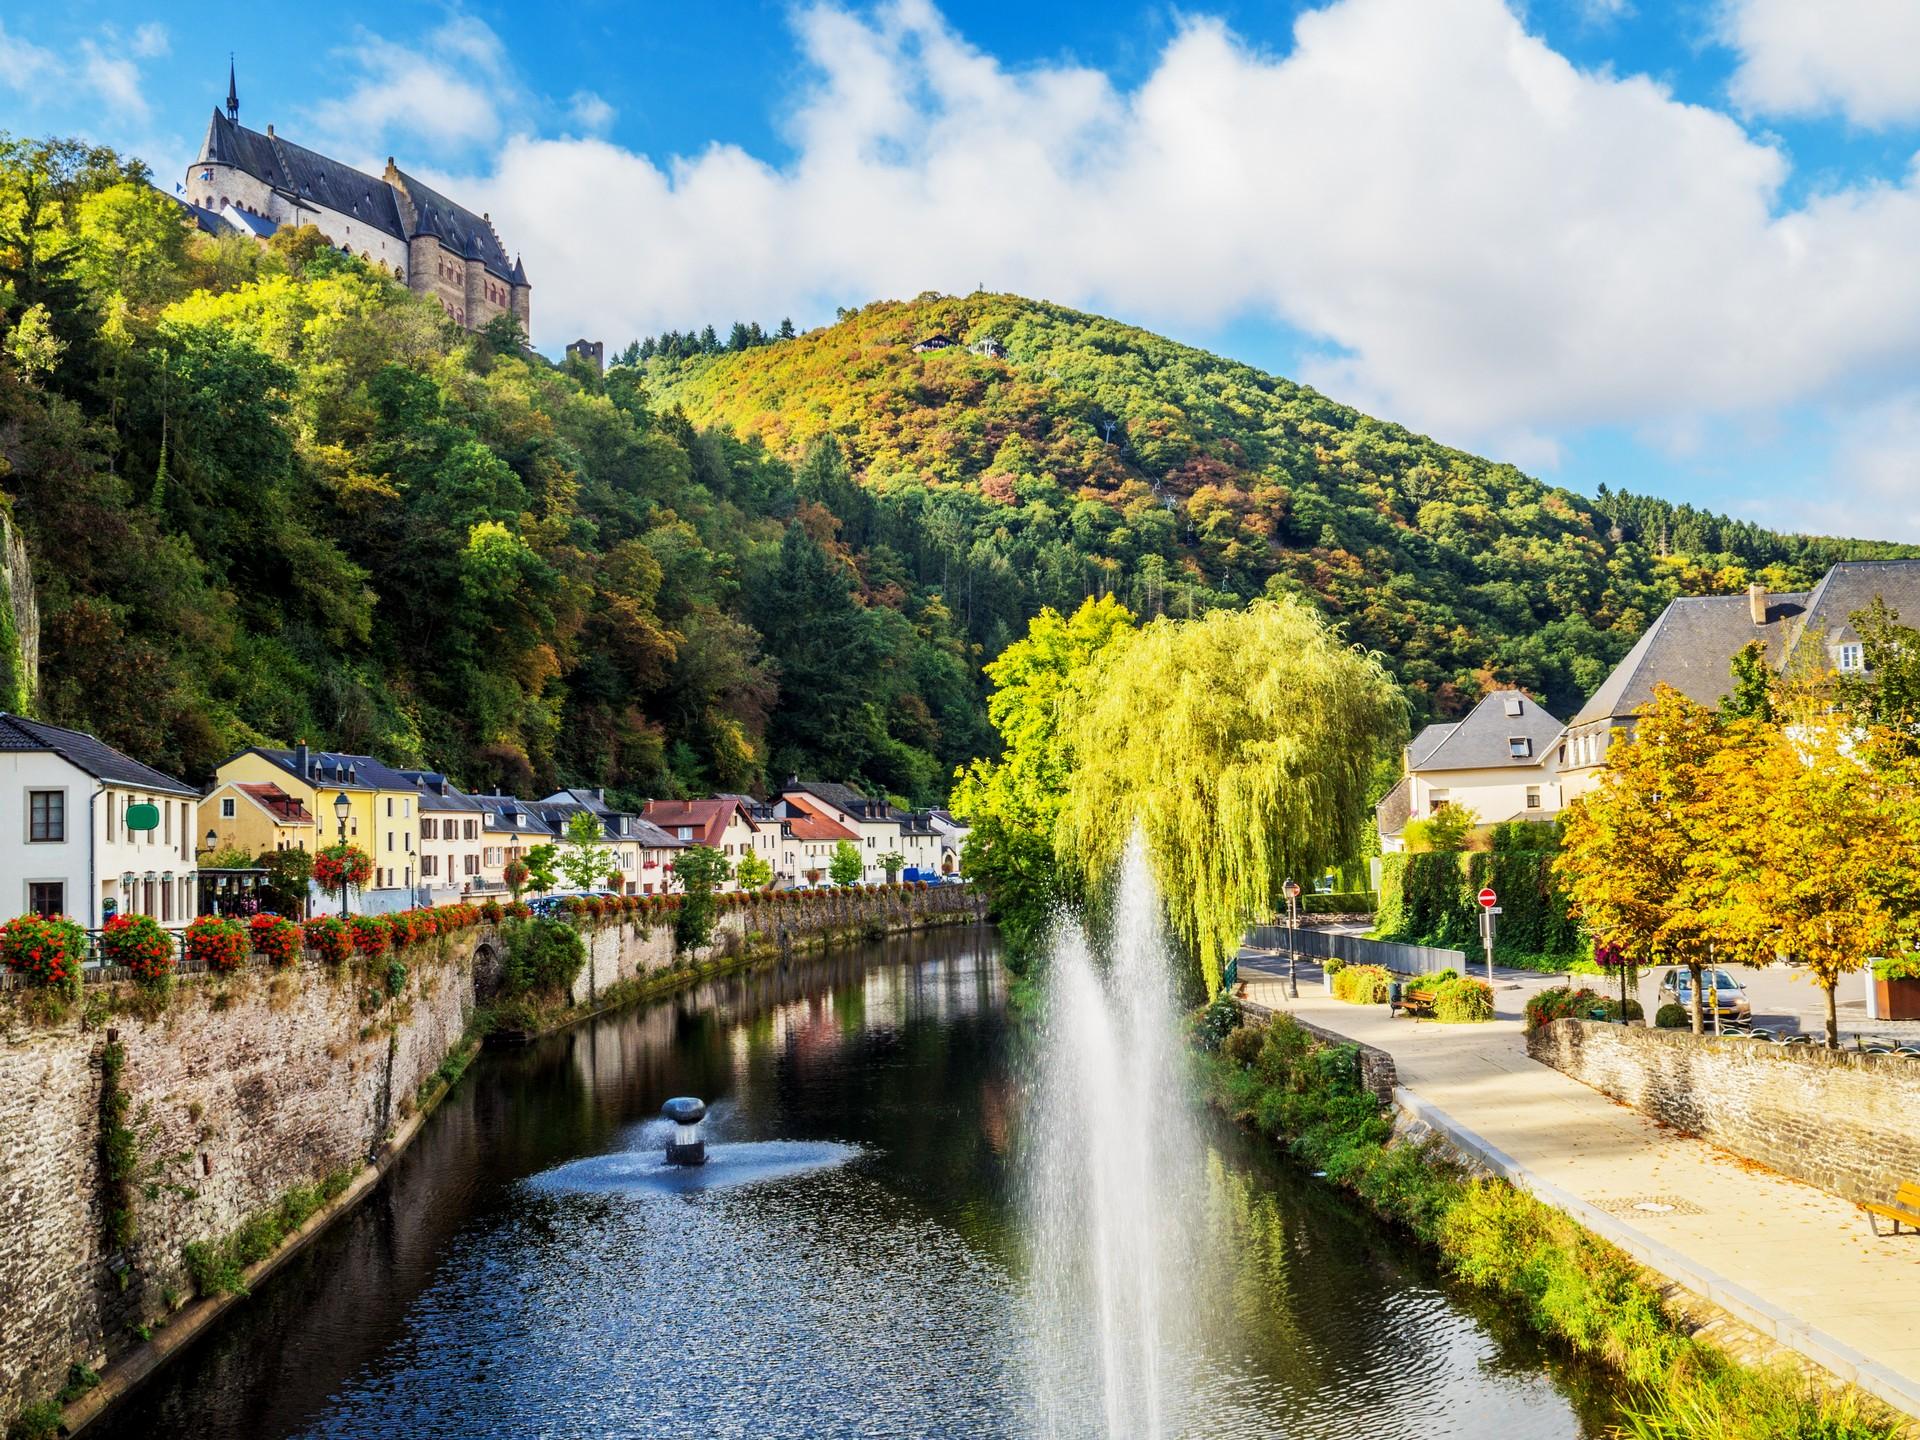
[1865,1181,1920,1237]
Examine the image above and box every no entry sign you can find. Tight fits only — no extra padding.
[1478,887,1498,908]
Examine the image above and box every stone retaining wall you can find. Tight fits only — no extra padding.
[1527,1019,1920,1206]
[0,885,981,1425]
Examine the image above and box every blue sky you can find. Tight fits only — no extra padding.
[5,1,1920,540]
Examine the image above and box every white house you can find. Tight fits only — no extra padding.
[776,779,904,883]
[926,809,969,876]
[0,715,199,929]
[1375,690,1568,852]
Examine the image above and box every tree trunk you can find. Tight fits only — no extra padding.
[1689,959,1704,1034]
[1825,980,1839,1050]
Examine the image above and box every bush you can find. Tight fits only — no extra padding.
[101,912,175,982]
[501,918,586,997]
[184,915,246,973]
[1525,985,1607,1030]
[249,913,301,967]
[1332,963,1393,1004]
[303,915,351,966]
[1301,890,1377,915]
[0,913,88,991]
[1655,1002,1690,1030]
[1432,976,1494,1023]
[1222,1024,1266,1067]
[1594,996,1645,1024]
[480,898,502,923]
[1193,994,1242,1051]
[1425,966,1460,987]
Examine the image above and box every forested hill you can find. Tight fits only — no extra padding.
[641,294,1916,721]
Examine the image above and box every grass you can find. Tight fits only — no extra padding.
[182,1169,356,1298]
[1197,1006,1906,1439]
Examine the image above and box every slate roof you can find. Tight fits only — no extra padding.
[395,770,486,812]
[0,714,197,795]
[391,168,515,281]
[1571,592,1809,726]
[1787,560,1920,657]
[1405,722,1458,770]
[1410,690,1565,771]
[246,747,419,792]
[1374,775,1413,838]
[469,792,561,838]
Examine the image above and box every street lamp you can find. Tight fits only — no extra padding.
[204,827,218,856]
[1283,878,1302,999]
[333,791,351,916]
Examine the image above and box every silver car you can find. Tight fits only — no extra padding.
[1658,967,1752,1021]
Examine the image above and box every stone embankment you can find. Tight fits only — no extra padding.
[0,884,982,1429]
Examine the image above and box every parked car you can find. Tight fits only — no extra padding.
[1658,967,1752,1021]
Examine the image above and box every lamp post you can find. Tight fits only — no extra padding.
[333,791,351,917]
[1283,878,1302,999]
[203,827,217,856]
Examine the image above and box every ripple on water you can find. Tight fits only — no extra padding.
[297,1165,1028,1440]
[526,1139,864,1198]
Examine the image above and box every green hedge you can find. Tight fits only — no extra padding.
[1301,890,1377,915]
[1376,849,1581,959]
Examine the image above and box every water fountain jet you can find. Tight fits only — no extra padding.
[661,1096,708,1166]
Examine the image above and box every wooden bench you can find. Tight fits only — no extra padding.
[1865,1181,1920,1237]
[1391,987,1435,1019]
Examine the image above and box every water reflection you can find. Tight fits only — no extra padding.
[95,927,1614,1440]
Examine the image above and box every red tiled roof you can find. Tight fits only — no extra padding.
[640,797,755,848]
[782,795,857,842]
[238,782,313,824]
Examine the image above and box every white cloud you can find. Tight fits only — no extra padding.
[450,0,1920,478]
[79,41,151,122]
[130,22,169,60]
[0,21,59,92]
[1736,394,1920,542]
[569,90,615,133]
[1718,0,1920,128]
[309,19,515,156]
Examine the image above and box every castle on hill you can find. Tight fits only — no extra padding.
[181,63,529,334]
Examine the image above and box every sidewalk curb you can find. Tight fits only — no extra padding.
[1394,1085,1920,1421]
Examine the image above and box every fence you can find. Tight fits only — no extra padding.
[1243,925,1467,976]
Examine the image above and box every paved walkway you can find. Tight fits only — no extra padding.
[1238,954,1920,1420]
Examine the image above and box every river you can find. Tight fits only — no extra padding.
[93,926,1619,1439]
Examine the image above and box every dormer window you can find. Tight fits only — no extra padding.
[1508,737,1532,759]
[1838,643,1864,673]
[1504,697,1523,717]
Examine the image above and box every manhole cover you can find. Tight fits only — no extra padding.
[1594,1194,1703,1216]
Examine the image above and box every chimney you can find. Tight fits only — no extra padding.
[1748,583,1768,626]
[297,739,309,778]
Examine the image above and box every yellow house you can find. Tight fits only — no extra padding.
[213,745,422,906]
[200,779,317,856]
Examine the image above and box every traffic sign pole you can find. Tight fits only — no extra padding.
[1478,888,1499,986]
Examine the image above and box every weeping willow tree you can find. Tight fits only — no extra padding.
[1056,598,1406,996]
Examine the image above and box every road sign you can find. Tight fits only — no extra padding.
[1283,879,1302,899]
[1477,886,1497,908]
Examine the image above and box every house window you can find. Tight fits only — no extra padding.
[386,797,394,817]
[1526,787,1541,810]
[160,881,172,922]
[220,796,236,818]
[464,820,478,841]
[28,790,65,842]
[27,881,63,917]
[1839,643,1864,673]
[1508,737,1532,758]
[465,854,480,876]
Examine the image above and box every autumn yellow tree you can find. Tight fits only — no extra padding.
[1707,710,1919,1048]
[1555,686,1759,1032]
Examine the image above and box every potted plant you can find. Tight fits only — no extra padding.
[1874,955,1920,1020]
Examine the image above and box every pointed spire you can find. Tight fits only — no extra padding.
[226,55,239,124]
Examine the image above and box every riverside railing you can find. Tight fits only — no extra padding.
[1243,926,1467,977]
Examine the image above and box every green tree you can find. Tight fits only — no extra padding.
[257,847,315,918]
[521,843,560,895]
[557,809,607,891]
[1838,600,1920,750]
[734,851,773,890]
[670,844,732,951]
[881,852,904,884]
[950,595,1137,966]
[1721,639,1776,723]
[1404,802,1475,854]
[1058,597,1406,996]
[829,840,863,887]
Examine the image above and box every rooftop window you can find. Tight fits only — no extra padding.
[1503,697,1524,717]
[1508,737,1532,758]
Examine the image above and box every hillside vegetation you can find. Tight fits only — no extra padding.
[3,132,1912,807]
[644,293,1915,722]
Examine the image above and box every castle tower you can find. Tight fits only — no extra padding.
[509,256,531,333]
